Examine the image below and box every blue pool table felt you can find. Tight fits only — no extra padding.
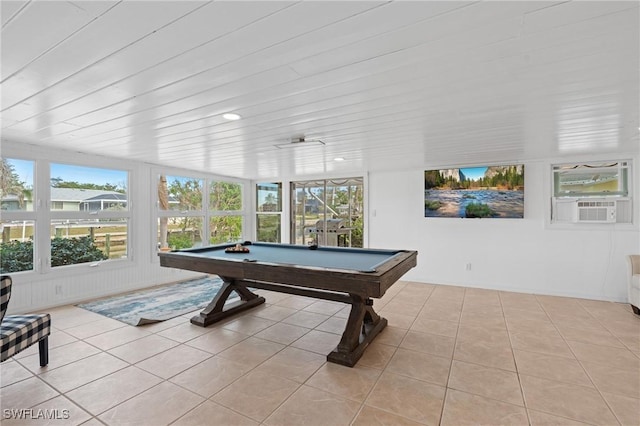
[189,243,400,273]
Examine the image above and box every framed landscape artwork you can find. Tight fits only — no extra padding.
[424,165,525,218]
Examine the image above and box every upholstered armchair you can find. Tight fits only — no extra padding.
[629,255,640,315]
[0,275,51,366]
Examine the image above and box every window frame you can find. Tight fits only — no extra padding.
[153,167,248,258]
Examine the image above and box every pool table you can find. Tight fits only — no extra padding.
[159,242,417,366]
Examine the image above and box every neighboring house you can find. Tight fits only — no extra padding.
[1,188,128,211]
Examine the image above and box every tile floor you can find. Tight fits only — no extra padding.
[1,281,639,425]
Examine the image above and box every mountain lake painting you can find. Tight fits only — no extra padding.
[424,165,525,218]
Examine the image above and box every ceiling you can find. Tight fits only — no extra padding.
[1,1,638,180]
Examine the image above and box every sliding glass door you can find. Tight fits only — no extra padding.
[290,177,363,248]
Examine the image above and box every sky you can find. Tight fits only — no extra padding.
[460,167,488,180]
[8,159,127,188]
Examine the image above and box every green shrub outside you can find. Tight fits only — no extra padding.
[0,236,108,273]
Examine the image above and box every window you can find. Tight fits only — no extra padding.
[290,178,364,247]
[209,181,243,244]
[256,183,282,243]
[553,161,629,198]
[1,158,35,273]
[157,175,243,250]
[50,163,129,267]
[551,160,633,224]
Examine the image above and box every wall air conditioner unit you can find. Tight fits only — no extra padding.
[575,200,616,223]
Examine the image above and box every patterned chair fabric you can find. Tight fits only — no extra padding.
[0,276,51,366]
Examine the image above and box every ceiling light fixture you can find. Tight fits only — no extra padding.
[334,157,345,162]
[222,113,241,120]
[275,137,325,149]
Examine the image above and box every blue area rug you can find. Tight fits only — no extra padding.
[77,275,224,326]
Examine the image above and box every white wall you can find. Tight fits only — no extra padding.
[368,158,640,302]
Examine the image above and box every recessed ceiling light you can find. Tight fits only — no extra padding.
[334,157,345,162]
[222,113,241,120]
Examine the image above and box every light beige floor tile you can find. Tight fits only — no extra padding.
[567,340,640,372]
[386,348,451,386]
[441,389,528,426]
[499,292,542,310]
[510,331,575,359]
[38,353,128,393]
[556,324,625,348]
[254,322,310,345]
[0,376,59,411]
[502,306,550,322]
[282,310,330,329]
[1,359,34,387]
[581,361,640,398]
[381,300,423,317]
[249,304,297,322]
[170,355,253,398]
[505,317,559,336]
[513,349,593,388]
[303,301,344,316]
[333,305,351,319]
[254,347,325,383]
[520,374,618,425]
[456,323,511,347]
[527,409,593,426]
[173,400,258,426]
[290,329,341,355]
[98,381,204,425]
[78,418,105,426]
[374,326,407,347]
[273,295,315,310]
[366,371,445,425]
[155,321,213,343]
[63,318,126,340]
[49,310,106,331]
[135,344,212,379]
[217,336,284,367]
[419,305,462,323]
[212,370,300,422]
[351,405,424,426]
[459,311,507,329]
[83,326,150,351]
[448,360,523,406]
[601,392,640,426]
[306,363,381,402]
[264,385,360,426]
[315,316,347,335]
[12,330,78,360]
[20,340,101,373]
[410,316,458,337]
[356,341,396,370]
[381,311,417,329]
[65,366,162,415]
[453,339,516,371]
[184,327,247,354]
[221,315,276,335]
[107,333,180,363]
[399,329,455,359]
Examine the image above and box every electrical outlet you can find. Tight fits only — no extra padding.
[465,263,472,271]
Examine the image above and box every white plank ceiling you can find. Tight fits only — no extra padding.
[1,1,638,179]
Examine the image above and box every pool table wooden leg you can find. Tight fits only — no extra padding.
[191,277,265,327]
[327,295,387,367]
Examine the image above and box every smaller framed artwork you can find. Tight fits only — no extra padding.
[424,165,525,218]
